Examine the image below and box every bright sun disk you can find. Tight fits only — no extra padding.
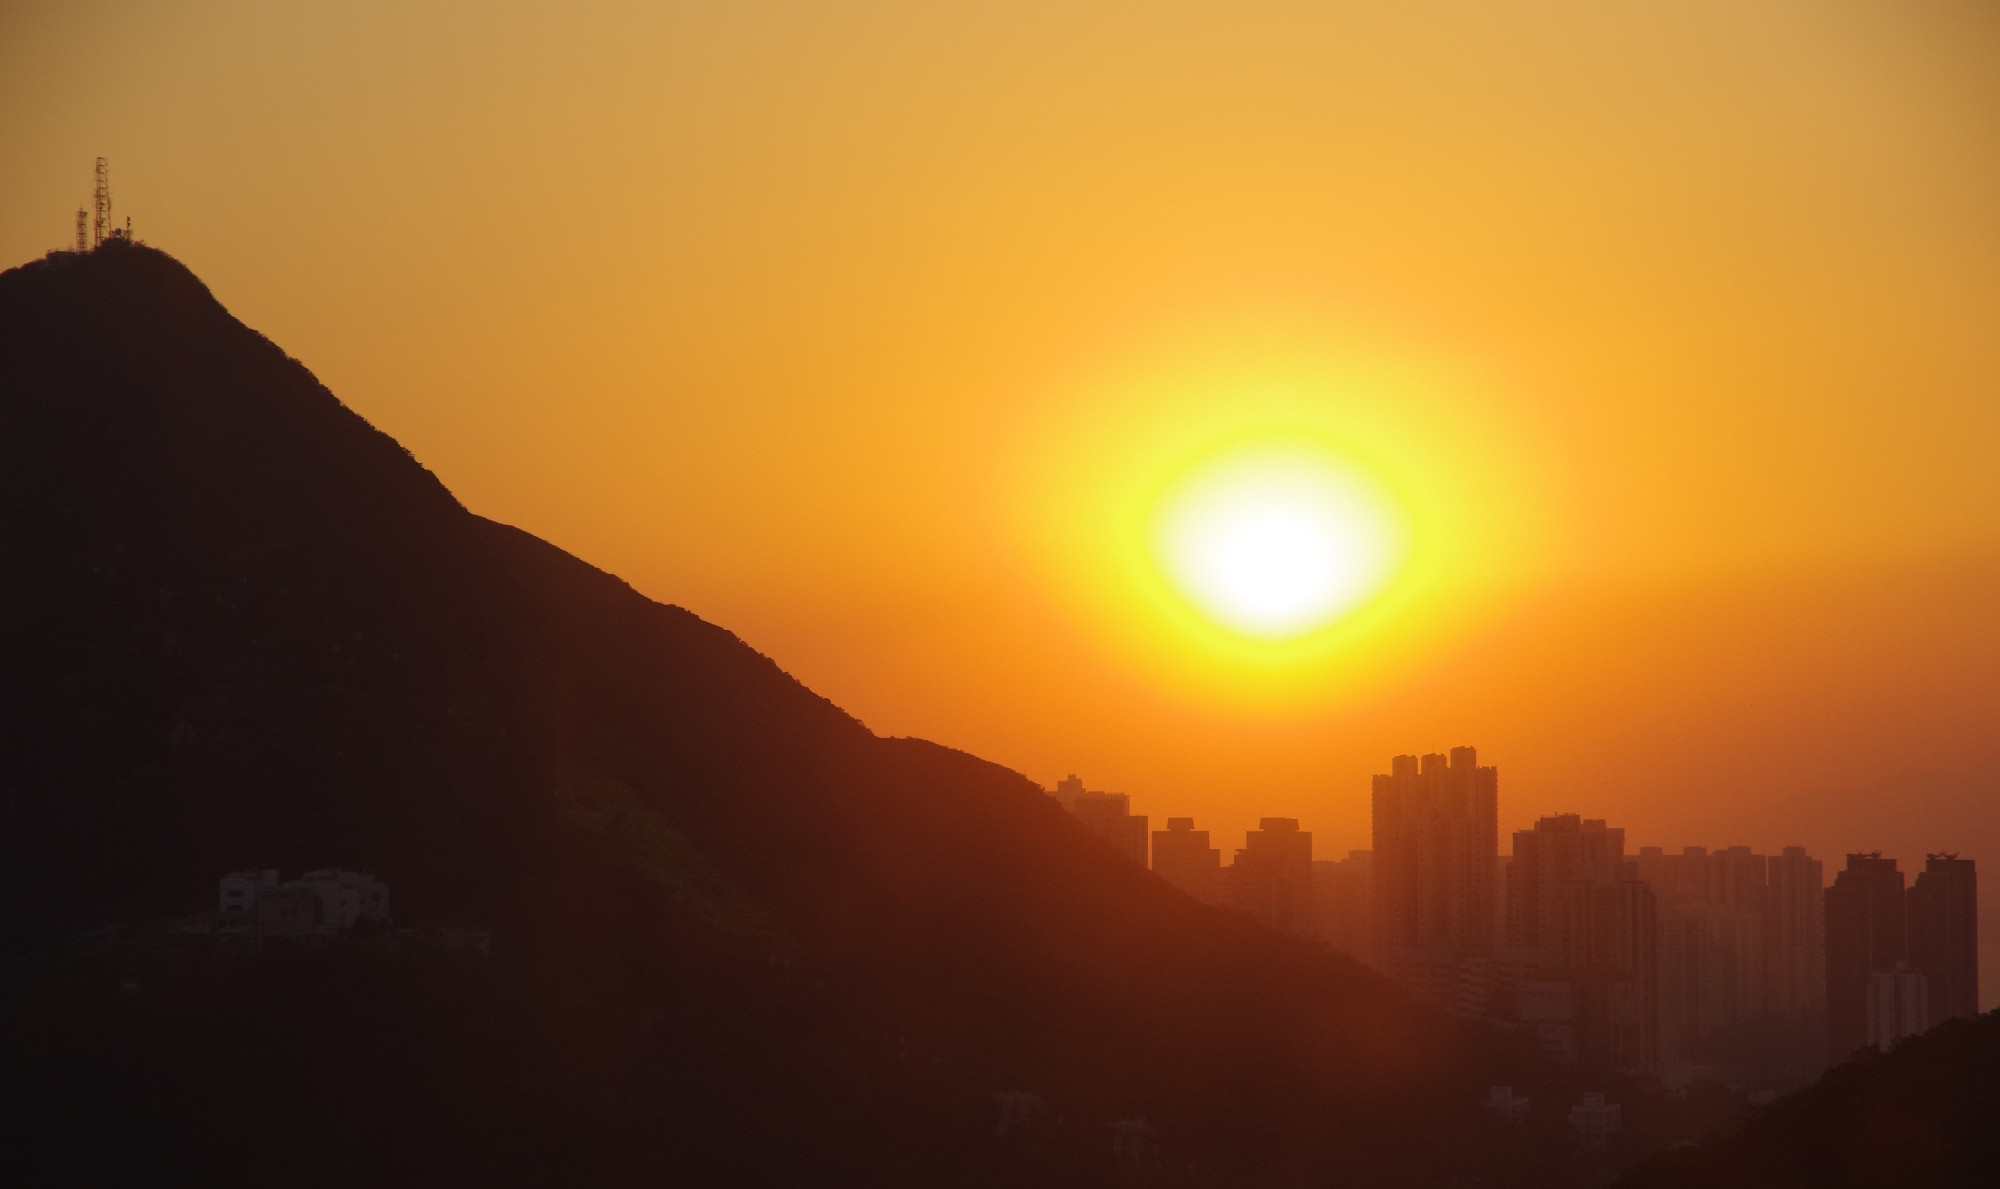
[1152,442,1402,641]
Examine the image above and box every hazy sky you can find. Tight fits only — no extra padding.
[5,2,1999,901]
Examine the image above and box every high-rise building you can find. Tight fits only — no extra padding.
[1764,847,1827,1023]
[1654,897,1763,1065]
[1632,844,1831,1067]
[1907,854,1978,1026]
[1824,853,1907,1062]
[1228,818,1314,936]
[1053,774,1148,867]
[1865,963,1929,1049]
[1152,817,1222,904]
[1508,815,1659,1072]
[1311,849,1374,963]
[1509,815,1626,953]
[1372,748,1498,1013]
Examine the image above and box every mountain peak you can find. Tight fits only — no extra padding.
[0,244,1515,1186]
[3,240,461,527]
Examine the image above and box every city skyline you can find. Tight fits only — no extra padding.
[6,4,1999,890]
[1036,752,1998,909]
[1056,750,1989,1027]
[6,1,1997,1182]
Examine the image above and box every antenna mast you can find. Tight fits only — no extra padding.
[75,208,88,253]
[92,157,111,249]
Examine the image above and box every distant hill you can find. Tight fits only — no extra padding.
[1615,1011,2000,1189]
[0,242,1563,1185]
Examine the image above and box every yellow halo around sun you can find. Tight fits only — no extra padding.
[1150,440,1405,641]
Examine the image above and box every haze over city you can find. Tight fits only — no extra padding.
[3,2,1998,1184]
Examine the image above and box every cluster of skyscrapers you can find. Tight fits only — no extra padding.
[1823,852,1980,1060]
[1055,776,1316,934]
[1052,749,1980,1076]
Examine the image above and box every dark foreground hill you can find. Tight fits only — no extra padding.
[1616,1010,2000,1189]
[0,242,1554,1186]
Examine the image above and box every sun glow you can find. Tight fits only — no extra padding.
[1151,441,1404,641]
[1013,319,1543,704]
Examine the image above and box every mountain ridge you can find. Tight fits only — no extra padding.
[1616,1009,2000,1188]
[0,241,1547,1186]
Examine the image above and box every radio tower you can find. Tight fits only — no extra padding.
[74,207,88,253]
[92,157,111,249]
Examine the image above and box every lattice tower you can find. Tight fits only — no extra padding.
[92,157,111,249]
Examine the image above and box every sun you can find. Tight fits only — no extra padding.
[1150,440,1405,641]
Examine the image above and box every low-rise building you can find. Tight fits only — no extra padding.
[1483,1086,1530,1124]
[1568,1093,1622,1150]
[219,869,280,920]
[217,868,390,936]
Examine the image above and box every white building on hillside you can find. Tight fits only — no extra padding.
[1568,1093,1622,1150]
[218,869,390,934]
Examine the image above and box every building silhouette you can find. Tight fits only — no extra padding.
[1907,854,1978,1027]
[1508,815,1626,952]
[1372,748,1498,1014]
[1865,962,1929,1049]
[1311,849,1374,963]
[1482,1085,1530,1124]
[1824,852,1907,1062]
[1653,897,1762,1066]
[218,868,390,935]
[1507,815,1659,1071]
[1053,774,1148,866]
[1633,844,1824,1068]
[1765,847,1828,1023]
[1228,818,1314,936]
[1152,817,1223,904]
[1567,1092,1622,1151]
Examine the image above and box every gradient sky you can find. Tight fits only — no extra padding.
[6,3,1999,964]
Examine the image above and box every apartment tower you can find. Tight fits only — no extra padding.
[1907,854,1978,1026]
[1824,853,1907,1062]
[1509,815,1660,1071]
[1372,748,1498,1014]
[1229,818,1315,936]
[1152,817,1223,905]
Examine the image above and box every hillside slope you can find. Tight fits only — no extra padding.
[0,242,1547,1186]
[1615,1011,2000,1189]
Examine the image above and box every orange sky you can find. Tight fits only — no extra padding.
[5,2,1999,902]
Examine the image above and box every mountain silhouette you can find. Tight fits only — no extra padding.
[1615,1009,2000,1189]
[0,241,1550,1186]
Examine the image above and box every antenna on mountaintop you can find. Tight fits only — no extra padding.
[74,207,88,253]
[92,157,111,249]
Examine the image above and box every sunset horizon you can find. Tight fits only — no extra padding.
[5,3,1997,1184]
